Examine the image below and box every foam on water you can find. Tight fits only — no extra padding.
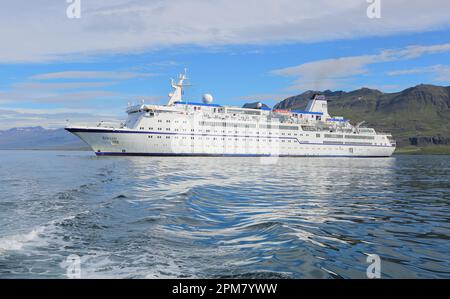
[0,226,46,254]
[0,151,449,278]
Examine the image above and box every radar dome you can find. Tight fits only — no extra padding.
[202,93,213,104]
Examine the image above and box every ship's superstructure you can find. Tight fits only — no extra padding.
[66,71,396,157]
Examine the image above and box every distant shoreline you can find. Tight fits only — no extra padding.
[394,145,450,155]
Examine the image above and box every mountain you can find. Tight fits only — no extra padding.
[274,84,450,147]
[0,126,88,150]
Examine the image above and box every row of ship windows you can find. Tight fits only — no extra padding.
[140,141,362,152]
[140,127,310,136]
[151,119,375,136]
[199,121,298,130]
[157,119,187,124]
[139,126,376,141]
[324,134,375,140]
[145,136,382,146]
[146,124,298,131]
[323,141,374,145]
[155,119,300,130]
[147,135,297,142]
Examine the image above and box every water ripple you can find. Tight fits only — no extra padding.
[0,152,449,278]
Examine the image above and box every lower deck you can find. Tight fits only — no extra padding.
[66,127,396,157]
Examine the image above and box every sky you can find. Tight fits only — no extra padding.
[0,0,450,129]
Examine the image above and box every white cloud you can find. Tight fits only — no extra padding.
[0,108,121,129]
[271,43,450,90]
[1,0,450,62]
[32,90,119,104]
[392,44,450,59]
[15,81,116,90]
[0,89,119,104]
[387,64,450,82]
[272,55,377,90]
[31,71,156,80]
[0,69,159,106]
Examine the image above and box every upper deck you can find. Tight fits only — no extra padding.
[123,71,391,138]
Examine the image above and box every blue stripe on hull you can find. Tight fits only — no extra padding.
[95,152,391,158]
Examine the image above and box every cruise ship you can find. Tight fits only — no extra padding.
[66,71,396,157]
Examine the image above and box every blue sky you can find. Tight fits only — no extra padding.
[0,0,450,129]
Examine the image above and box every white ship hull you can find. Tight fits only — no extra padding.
[67,127,396,157]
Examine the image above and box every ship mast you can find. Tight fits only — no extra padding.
[167,69,190,106]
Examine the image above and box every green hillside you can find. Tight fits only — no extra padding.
[274,84,450,149]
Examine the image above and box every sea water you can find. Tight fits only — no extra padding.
[0,151,449,278]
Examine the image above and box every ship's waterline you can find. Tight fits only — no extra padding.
[66,71,396,157]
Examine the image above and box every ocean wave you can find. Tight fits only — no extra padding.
[0,226,46,254]
[0,214,78,255]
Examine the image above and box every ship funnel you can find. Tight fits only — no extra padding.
[305,94,330,118]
